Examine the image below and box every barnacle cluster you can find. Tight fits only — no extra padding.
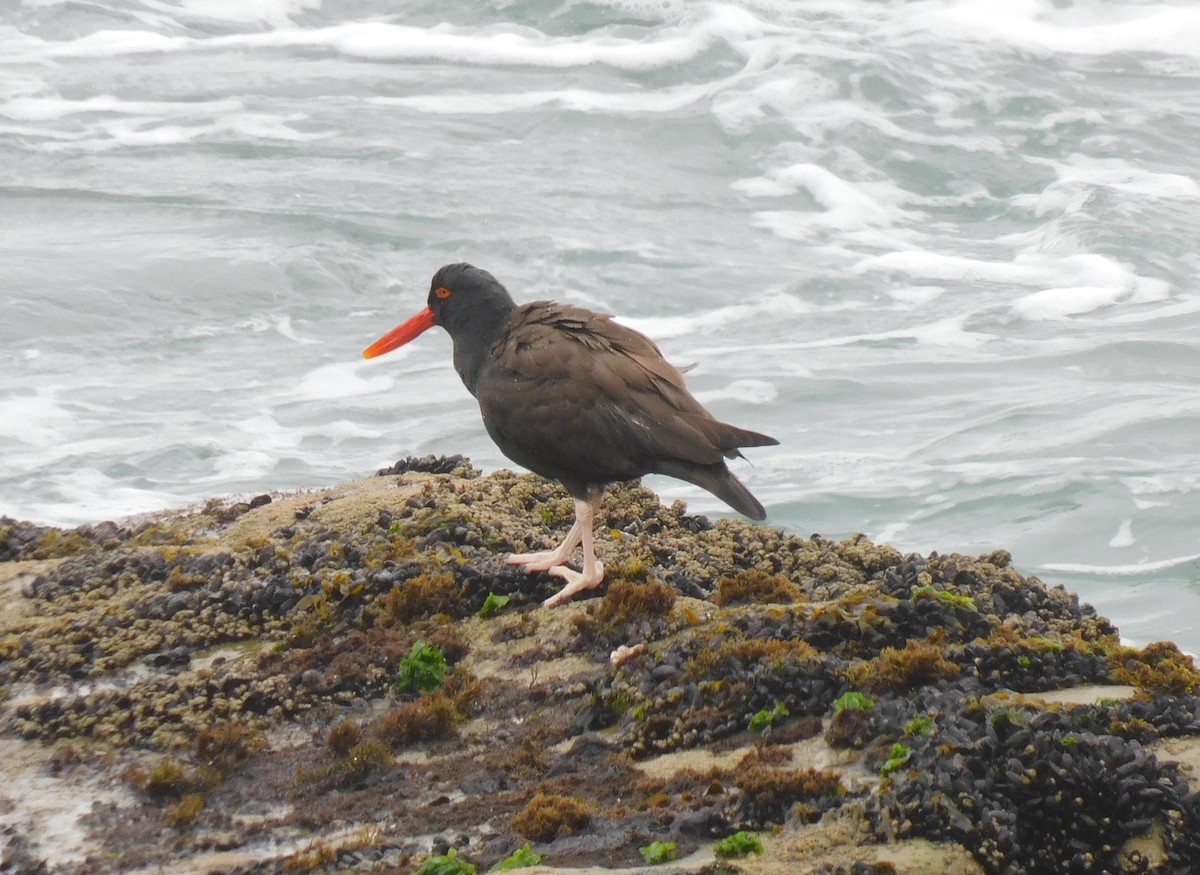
[1,458,1198,873]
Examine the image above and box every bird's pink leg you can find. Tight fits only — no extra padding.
[506,514,585,571]
[506,496,606,607]
[543,500,605,607]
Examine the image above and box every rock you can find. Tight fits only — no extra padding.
[2,464,1199,874]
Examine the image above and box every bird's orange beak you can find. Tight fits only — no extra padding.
[362,307,436,359]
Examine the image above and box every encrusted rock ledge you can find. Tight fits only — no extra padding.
[3,456,1200,874]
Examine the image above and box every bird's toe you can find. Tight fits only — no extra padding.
[541,562,605,608]
[507,550,561,572]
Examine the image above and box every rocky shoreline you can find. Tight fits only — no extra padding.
[2,456,1200,874]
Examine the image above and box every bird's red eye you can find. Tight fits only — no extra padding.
[435,286,451,299]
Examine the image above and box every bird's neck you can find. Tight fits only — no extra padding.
[449,298,516,397]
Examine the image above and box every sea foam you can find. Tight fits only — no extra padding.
[1043,553,1200,577]
[897,0,1200,59]
[6,6,766,69]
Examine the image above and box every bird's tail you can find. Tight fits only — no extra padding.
[655,459,768,521]
[675,411,778,455]
[721,424,779,451]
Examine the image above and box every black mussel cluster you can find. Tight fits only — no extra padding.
[375,453,479,476]
[873,704,1200,873]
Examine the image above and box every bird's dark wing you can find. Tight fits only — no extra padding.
[476,301,775,488]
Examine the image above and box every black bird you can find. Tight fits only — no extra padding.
[363,263,778,606]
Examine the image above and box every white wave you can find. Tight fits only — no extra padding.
[0,95,243,122]
[752,313,997,351]
[0,73,44,105]
[5,5,770,69]
[894,0,1200,59]
[271,315,316,344]
[693,379,778,405]
[1143,56,1200,77]
[0,122,84,142]
[944,394,1200,457]
[370,81,724,116]
[855,249,1068,286]
[1033,155,1200,200]
[60,113,329,151]
[1012,285,1126,321]
[775,98,1005,152]
[733,163,920,233]
[886,286,946,307]
[750,211,917,247]
[316,419,384,442]
[21,0,178,30]
[1006,108,1106,132]
[11,468,183,527]
[167,0,321,28]
[1043,552,1200,576]
[1109,519,1135,548]
[0,389,75,446]
[1016,277,1171,321]
[2,92,333,150]
[774,452,937,497]
[12,30,194,58]
[210,448,278,480]
[874,520,910,544]
[0,433,152,482]
[615,289,814,341]
[904,315,998,348]
[320,6,771,68]
[709,68,841,135]
[235,316,280,334]
[293,361,398,402]
[1101,295,1200,325]
[1122,474,1198,496]
[856,247,1170,322]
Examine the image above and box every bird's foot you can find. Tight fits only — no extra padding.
[541,561,605,608]
[505,549,571,573]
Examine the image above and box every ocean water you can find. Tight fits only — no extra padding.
[2,0,1199,650]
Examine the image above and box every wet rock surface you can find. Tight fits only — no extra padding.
[1,460,1199,874]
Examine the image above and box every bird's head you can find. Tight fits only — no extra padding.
[362,263,517,359]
